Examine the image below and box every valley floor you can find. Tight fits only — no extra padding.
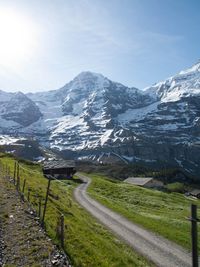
[0,174,69,267]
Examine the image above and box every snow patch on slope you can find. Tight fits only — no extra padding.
[0,135,25,145]
[145,61,200,103]
[118,101,159,124]
[179,61,200,75]
[100,129,113,145]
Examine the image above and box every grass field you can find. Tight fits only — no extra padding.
[87,173,200,251]
[0,155,153,267]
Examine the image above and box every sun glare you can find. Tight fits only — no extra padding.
[0,8,38,68]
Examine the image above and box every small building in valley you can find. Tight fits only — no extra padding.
[189,189,200,198]
[43,160,76,179]
[124,177,164,188]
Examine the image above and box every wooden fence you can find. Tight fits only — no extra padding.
[0,160,66,250]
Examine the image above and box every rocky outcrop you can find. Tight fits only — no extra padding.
[0,92,42,127]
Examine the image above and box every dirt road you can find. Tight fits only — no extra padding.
[74,173,192,267]
[0,174,69,267]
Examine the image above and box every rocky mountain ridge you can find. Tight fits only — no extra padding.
[0,62,200,176]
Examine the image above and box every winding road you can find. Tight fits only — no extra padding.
[74,173,192,267]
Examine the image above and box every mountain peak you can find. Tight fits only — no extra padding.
[144,59,200,102]
[12,91,32,101]
[74,71,106,82]
[64,71,110,92]
[179,60,200,75]
[14,91,25,97]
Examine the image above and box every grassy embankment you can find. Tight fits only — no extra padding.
[0,154,153,267]
[87,173,200,251]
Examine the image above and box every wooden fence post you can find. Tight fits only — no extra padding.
[191,204,199,267]
[38,199,42,219]
[28,188,30,202]
[15,163,19,188]
[13,161,16,184]
[22,179,26,193]
[16,176,21,192]
[16,163,19,183]
[60,214,65,248]
[18,176,21,192]
[41,178,51,226]
[20,179,26,202]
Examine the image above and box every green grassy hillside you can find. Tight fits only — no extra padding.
[0,154,152,267]
[87,173,200,251]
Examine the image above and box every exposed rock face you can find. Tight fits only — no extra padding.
[1,92,42,126]
[25,71,154,152]
[0,63,200,177]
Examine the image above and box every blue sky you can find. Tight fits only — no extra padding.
[0,0,199,92]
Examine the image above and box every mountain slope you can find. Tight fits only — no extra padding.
[145,60,200,102]
[26,71,153,152]
[115,61,200,175]
[0,63,200,176]
[0,91,42,128]
[118,61,200,141]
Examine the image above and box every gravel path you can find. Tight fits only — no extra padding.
[74,173,192,267]
[0,174,70,267]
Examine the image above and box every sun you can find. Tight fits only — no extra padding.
[0,8,38,68]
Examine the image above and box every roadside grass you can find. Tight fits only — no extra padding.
[0,155,153,267]
[86,173,200,251]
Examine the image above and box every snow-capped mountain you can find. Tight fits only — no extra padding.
[0,91,42,128]
[118,61,200,143]
[145,60,200,102]
[26,71,153,150]
[0,63,200,176]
